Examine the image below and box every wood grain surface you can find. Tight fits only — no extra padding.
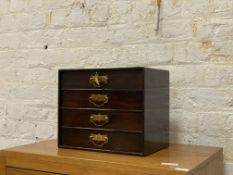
[0,151,6,175]
[7,167,61,175]
[1,140,223,175]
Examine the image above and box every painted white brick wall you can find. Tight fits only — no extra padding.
[0,0,232,173]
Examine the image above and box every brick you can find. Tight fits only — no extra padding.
[171,88,232,112]
[173,42,209,63]
[208,39,233,62]
[2,119,18,137]
[161,19,193,39]
[112,44,173,66]
[23,106,53,121]
[43,87,58,105]
[0,100,6,116]
[171,65,204,87]
[108,1,132,24]
[210,0,232,17]
[87,2,109,23]
[18,30,63,49]
[197,17,233,39]
[16,121,36,139]
[146,43,174,64]
[0,118,7,136]
[0,33,22,50]
[182,0,210,18]
[9,0,82,12]
[7,103,24,120]
[62,28,108,47]
[131,0,156,23]
[170,110,199,133]
[9,0,28,12]
[41,0,81,10]
[192,134,225,147]
[51,9,91,27]
[51,0,110,26]
[15,68,57,86]
[0,0,10,13]
[156,65,231,88]
[35,123,55,139]
[170,132,199,145]
[197,112,233,138]
[219,66,233,87]
[160,0,183,18]
[107,23,156,44]
[8,86,45,101]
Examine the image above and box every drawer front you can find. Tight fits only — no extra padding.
[60,128,143,154]
[61,109,144,132]
[59,69,144,90]
[7,167,60,175]
[61,90,143,110]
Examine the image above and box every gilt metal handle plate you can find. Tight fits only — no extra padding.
[89,94,108,107]
[90,114,109,127]
[89,133,108,147]
[89,72,108,87]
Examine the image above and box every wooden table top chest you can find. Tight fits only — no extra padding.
[58,67,169,155]
[0,140,223,175]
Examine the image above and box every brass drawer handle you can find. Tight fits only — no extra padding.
[89,94,108,107]
[90,114,109,127]
[89,72,108,87]
[89,133,108,147]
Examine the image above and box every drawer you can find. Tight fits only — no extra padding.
[7,167,60,175]
[61,90,143,110]
[59,68,144,90]
[60,109,144,132]
[60,128,143,154]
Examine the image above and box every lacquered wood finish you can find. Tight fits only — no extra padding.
[61,128,143,154]
[60,69,144,90]
[61,109,143,132]
[58,67,169,155]
[61,90,143,109]
[144,68,169,155]
[0,140,223,175]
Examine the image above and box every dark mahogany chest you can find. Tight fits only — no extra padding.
[58,67,169,156]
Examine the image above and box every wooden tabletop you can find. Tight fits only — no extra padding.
[1,140,222,175]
